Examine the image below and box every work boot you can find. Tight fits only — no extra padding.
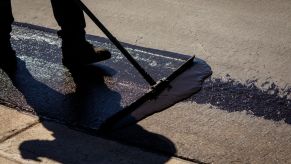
[58,31,111,69]
[0,41,17,73]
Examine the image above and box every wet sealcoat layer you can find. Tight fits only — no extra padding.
[0,23,210,129]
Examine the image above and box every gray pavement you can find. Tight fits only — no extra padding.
[11,0,291,92]
[1,0,291,163]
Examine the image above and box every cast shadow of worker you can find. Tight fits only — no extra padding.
[2,58,176,163]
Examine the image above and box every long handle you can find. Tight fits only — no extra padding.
[75,0,156,86]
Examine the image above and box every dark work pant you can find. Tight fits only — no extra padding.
[0,0,86,47]
[0,0,14,46]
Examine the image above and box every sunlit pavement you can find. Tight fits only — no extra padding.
[1,0,291,163]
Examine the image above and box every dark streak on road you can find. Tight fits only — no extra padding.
[191,78,291,124]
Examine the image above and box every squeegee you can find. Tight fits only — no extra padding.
[74,0,200,130]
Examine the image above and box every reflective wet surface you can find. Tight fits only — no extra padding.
[0,23,192,129]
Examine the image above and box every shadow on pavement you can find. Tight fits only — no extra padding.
[2,59,176,163]
[18,121,176,163]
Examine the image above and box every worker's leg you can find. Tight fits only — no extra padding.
[0,0,14,50]
[50,0,86,40]
[0,0,17,71]
[50,0,111,69]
